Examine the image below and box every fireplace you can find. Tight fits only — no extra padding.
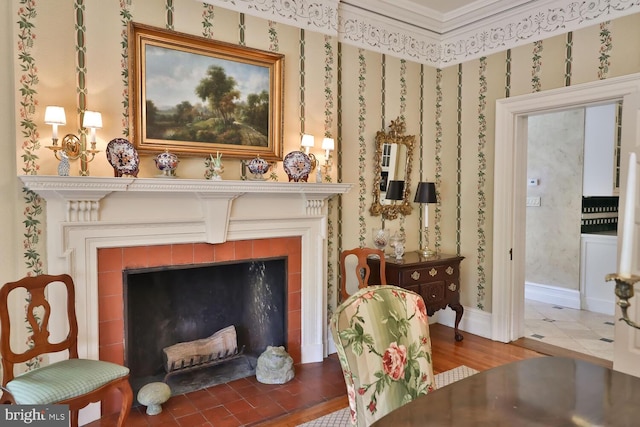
[20,175,351,424]
[114,248,290,400]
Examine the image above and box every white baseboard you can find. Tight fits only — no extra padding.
[435,305,493,339]
[524,282,580,309]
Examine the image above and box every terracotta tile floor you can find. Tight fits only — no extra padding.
[86,356,346,427]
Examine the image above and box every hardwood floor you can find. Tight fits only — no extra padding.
[89,324,546,426]
[255,324,545,427]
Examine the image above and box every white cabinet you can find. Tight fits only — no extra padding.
[582,103,617,197]
[580,233,616,315]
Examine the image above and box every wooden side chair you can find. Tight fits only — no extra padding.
[339,247,387,302]
[0,274,133,427]
[331,285,436,426]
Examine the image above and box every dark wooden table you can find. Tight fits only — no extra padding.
[371,357,640,426]
[367,252,465,341]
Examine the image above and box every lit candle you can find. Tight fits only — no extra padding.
[620,152,637,277]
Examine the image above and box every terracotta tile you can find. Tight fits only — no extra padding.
[98,270,123,298]
[251,238,272,258]
[99,343,124,365]
[200,405,231,421]
[223,398,253,414]
[288,272,301,293]
[243,393,276,408]
[99,294,123,322]
[165,394,198,419]
[123,246,150,269]
[176,412,209,426]
[148,245,173,267]
[215,242,236,262]
[234,240,253,260]
[142,408,176,425]
[287,238,302,274]
[210,387,242,404]
[232,407,263,424]
[288,312,301,334]
[193,243,216,263]
[205,414,242,427]
[288,290,301,312]
[99,319,124,347]
[187,389,222,411]
[269,237,290,256]
[172,244,195,265]
[254,402,286,420]
[98,248,123,273]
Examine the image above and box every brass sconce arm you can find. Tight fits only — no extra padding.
[44,106,102,176]
[606,273,640,329]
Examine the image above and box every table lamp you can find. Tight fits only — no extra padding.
[414,182,437,256]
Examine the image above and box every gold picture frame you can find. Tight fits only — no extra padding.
[129,22,284,161]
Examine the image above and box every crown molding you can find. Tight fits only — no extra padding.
[200,0,640,67]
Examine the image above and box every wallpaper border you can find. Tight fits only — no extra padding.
[200,0,640,67]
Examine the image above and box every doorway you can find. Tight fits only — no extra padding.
[491,73,640,375]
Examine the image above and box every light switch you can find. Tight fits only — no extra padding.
[526,197,541,207]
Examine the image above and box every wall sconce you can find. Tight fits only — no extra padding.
[300,134,315,155]
[321,137,334,179]
[414,181,438,257]
[45,106,102,176]
[300,133,317,171]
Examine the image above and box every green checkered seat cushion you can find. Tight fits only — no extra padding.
[7,359,130,405]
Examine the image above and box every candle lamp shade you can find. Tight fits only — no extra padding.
[414,182,437,204]
[44,106,67,126]
[385,180,405,201]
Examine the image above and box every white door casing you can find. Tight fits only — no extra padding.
[492,73,640,376]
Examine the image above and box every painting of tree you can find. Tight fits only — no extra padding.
[130,23,284,160]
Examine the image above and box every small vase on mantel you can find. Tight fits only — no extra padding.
[246,155,270,180]
[154,149,179,178]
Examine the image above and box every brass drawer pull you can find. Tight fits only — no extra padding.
[411,271,420,281]
[429,268,437,277]
[448,283,457,291]
[446,266,454,275]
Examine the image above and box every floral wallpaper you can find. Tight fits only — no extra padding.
[9,0,640,351]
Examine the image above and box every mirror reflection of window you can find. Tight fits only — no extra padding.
[381,143,398,204]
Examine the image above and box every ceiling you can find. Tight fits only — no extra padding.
[344,0,536,35]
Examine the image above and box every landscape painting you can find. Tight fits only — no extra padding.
[129,23,284,160]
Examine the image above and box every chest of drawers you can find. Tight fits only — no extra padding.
[367,252,465,341]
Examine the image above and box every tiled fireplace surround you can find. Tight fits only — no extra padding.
[19,175,351,424]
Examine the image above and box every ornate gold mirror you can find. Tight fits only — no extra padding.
[370,118,415,220]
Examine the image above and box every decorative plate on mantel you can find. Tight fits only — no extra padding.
[106,138,139,177]
[283,151,312,182]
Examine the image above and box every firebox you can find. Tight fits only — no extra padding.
[124,257,287,395]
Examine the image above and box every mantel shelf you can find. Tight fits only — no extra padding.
[19,175,352,200]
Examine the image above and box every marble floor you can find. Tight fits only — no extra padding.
[524,299,615,361]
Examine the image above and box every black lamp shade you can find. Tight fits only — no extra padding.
[414,182,437,204]
[385,180,405,201]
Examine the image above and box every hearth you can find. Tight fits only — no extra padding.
[124,258,286,395]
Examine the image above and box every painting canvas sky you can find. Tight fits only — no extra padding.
[145,44,270,110]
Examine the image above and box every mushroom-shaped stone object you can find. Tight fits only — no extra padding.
[137,382,171,415]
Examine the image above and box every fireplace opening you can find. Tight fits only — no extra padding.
[124,257,287,396]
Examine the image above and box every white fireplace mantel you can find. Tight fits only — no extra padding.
[17,174,351,364]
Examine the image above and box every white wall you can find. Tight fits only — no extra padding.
[526,109,585,291]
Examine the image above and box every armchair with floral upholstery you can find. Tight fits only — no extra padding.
[330,285,436,426]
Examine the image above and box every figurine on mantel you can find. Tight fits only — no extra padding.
[204,152,224,180]
[57,151,70,176]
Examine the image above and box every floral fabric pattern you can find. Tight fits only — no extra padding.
[331,285,436,426]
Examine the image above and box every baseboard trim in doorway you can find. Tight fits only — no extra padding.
[511,337,612,369]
